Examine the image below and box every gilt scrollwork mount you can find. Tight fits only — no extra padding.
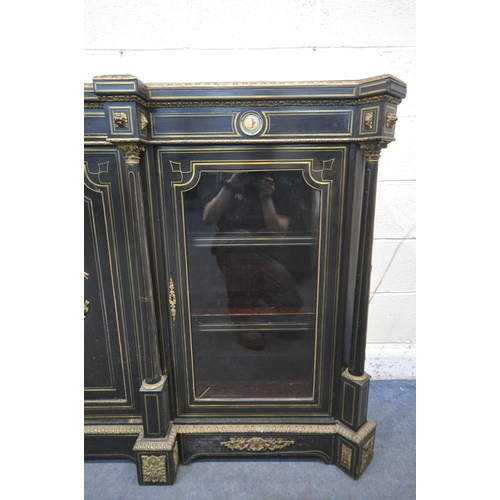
[220,437,295,452]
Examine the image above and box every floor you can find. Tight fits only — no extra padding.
[84,379,416,500]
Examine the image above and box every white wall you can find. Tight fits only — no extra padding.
[84,0,416,379]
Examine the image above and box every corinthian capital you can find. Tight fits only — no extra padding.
[115,142,146,164]
[359,141,390,162]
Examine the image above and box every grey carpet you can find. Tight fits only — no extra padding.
[85,379,416,500]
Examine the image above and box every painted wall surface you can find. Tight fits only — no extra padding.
[84,0,416,379]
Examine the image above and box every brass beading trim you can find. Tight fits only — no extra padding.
[220,436,295,451]
[360,140,390,161]
[91,95,402,108]
[114,143,146,164]
[84,425,143,435]
[342,369,371,383]
[172,421,376,445]
[141,374,167,391]
[169,277,177,321]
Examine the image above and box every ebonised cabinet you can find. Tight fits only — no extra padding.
[84,74,406,483]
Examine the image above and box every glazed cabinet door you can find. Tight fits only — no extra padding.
[156,144,352,418]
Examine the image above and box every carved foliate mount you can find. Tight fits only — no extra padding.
[115,143,146,164]
[360,435,375,474]
[340,443,353,470]
[113,111,129,129]
[169,277,177,321]
[364,111,375,130]
[220,436,295,452]
[140,455,167,483]
[385,111,398,128]
[360,141,390,162]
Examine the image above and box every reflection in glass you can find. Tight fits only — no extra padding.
[183,170,320,399]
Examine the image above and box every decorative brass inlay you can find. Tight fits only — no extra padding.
[141,455,167,483]
[169,277,176,321]
[360,141,389,162]
[340,443,353,470]
[94,74,137,79]
[220,437,294,452]
[113,111,129,128]
[116,143,145,164]
[169,161,182,173]
[84,102,104,109]
[343,369,370,383]
[385,112,398,128]
[172,421,376,445]
[95,95,402,108]
[311,158,336,174]
[84,271,90,318]
[84,425,143,435]
[140,113,149,132]
[134,438,171,452]
[360,435,375,474]
[240,112,263,136]
[173,441,179,473]
[134,426,177,452]
[144,74,404,87]
[141,374,167,391]
[364,111,374,130]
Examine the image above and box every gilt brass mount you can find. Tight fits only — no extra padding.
[220,437,295,452]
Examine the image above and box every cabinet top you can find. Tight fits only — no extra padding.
[84,74,406,144]
[84,74,406,103]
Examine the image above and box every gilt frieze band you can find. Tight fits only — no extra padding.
[93,95,402,108]
[171,421,376,445]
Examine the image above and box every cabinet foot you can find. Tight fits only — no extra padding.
[133,425,179,485]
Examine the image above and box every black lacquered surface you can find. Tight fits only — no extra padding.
[183,170,320,400]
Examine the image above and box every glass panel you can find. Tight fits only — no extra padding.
[183,170,320,399]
